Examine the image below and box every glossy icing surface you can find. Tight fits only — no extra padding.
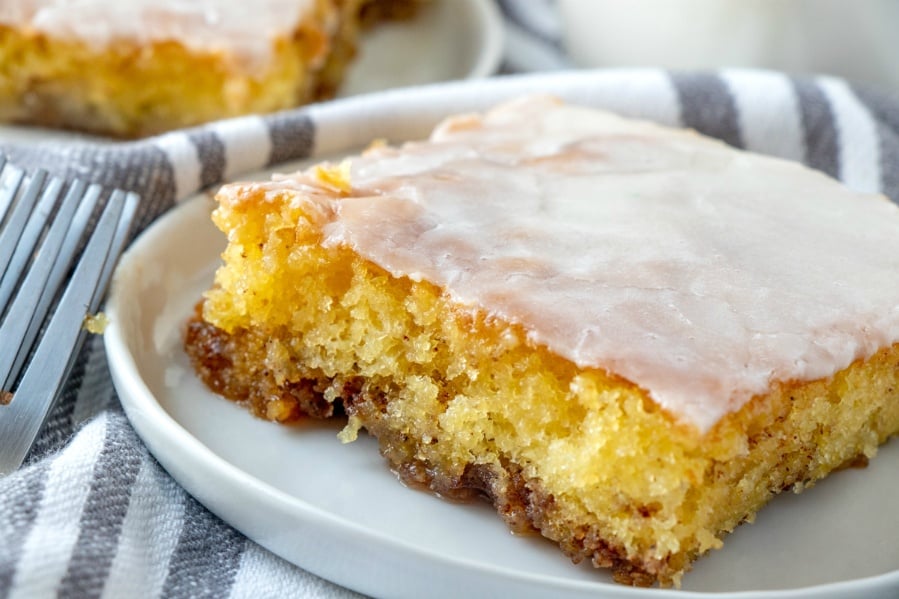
[0,0,320,68]
[262,96,899,431]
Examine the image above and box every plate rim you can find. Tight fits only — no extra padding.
[457,0,504,81]
[104,76,899,598]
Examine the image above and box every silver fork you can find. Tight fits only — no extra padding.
[0,158,139,475]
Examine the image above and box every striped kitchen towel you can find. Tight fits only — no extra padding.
[3,4,899,599]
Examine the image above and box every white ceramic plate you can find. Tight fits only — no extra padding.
[0,0,503,145]
[106,173,899,597]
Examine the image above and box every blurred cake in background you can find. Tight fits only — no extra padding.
[0,0,419,137]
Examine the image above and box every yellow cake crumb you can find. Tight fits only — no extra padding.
[338,415,364,443]
[83,312,109,334]
[312,160,354,195]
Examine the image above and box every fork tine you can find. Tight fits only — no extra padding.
[0,170,50,286]
[0,161,24,224]
[0,175,64,311]
[0,189,136,474]
[61,190,139,382]
[90,190,139,311]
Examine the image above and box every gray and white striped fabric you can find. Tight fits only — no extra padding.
[4,3,899,598]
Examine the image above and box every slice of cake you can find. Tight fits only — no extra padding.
[0,0,415,137]
[184,96,899,586]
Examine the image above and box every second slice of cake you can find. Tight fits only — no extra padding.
[185,96,899,586]
[0,0,416,136]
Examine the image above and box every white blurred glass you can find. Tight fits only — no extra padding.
[559,0,899,91]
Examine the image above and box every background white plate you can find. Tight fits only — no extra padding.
[106,182,899,599]
[0,0,503,145]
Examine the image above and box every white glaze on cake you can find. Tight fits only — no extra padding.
[0,0,323,70]
[263,96,899,432]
